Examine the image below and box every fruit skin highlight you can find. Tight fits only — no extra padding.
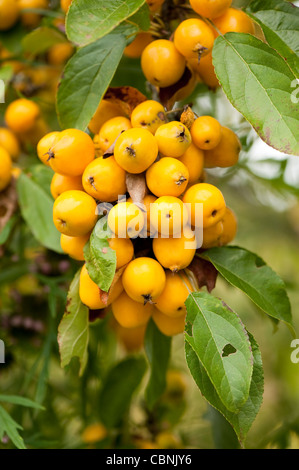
[122,257,166,304]
[5,99,40,134]
[0,147,12,192]
[47,129,95,177]
[155,122,191,158]
[114,128,158,174]
[53,190,98,237]
[112,291,153,328]
[155,271,193,318]
[183,183,226,228]
[146,157,189,198]
[82,156,126,203]
[189,0,232,19]
[141,39,186,88]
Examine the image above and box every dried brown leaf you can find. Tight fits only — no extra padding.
[104,86,147,117]
[186,255,218,293]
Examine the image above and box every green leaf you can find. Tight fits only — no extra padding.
[185,292,253,413]
[0,64,14,83]
[126,2,150,32]
[213,33,299,155]
[0,214,18,245]
[57,271,89,376]
[84,220,117,292]
[186,332,264,446]
[0,405,26,449]
[246,0,299,76]
[66,0,146,46]
[99,356,147,428]
[0,395,44,410]
[29,164,54,198]
[22,26,68,55]
[56,33,126,130]
[144,319,172,410]
[202,246,293,328]
[207,406,240,449]
[16,173,62,253]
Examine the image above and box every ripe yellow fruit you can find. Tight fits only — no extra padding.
[153,228,196,271]
[47,42,74,66]
[204,126,241,168]
[191,116,222,150]
[131,100,166,135]
[124,32,153,59]
[155,271,193,318]
[60,0,72,13]
[82,156,126,202]
[114,128,158,174]
[108,237,134,269]
[122,257,166,304]
[5,99,40,134]
[81,423,107,444]
[146,157,189,198]
[88,100,127,135]
[37,131,60,166]
[174,18,215,60]
[141,40,186,88]
[152,308,186,336]
[0,0,19,31]
[183,183,226,228]
[155,122,191,158]
[189,53,220,89]
[214,8,255,35]
[11,167,22,179]
[0,147,12,191]
[127,194,157,236]
[165,370,187,399]
[108,202,144,239]
[18,0,48,27]
[190,0,232,19]
[79,264,123,310]
[0,128,20,160]
[50,173,84,199]
[47,129,95,176]
[201,220,224,249]
[60,233,90,261]
[112,291,153,328]
[178,143,204,184]
[218,207,237,245]
[53,190,98,236]
[146,0,164,12]
[115,323,147,352]
[97,116,132,153]
[150,196,188,237]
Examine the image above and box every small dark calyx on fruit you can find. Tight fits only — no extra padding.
[177,306,183,311]
[88,176,97,190]
[177,127,187,142]
[193,44,208,63]
[46,150,55,162]
[142,294,154,305]
[58,218,66,227]
[212,210,217,217]
[126,145,136,157]
[175,175,187,186]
